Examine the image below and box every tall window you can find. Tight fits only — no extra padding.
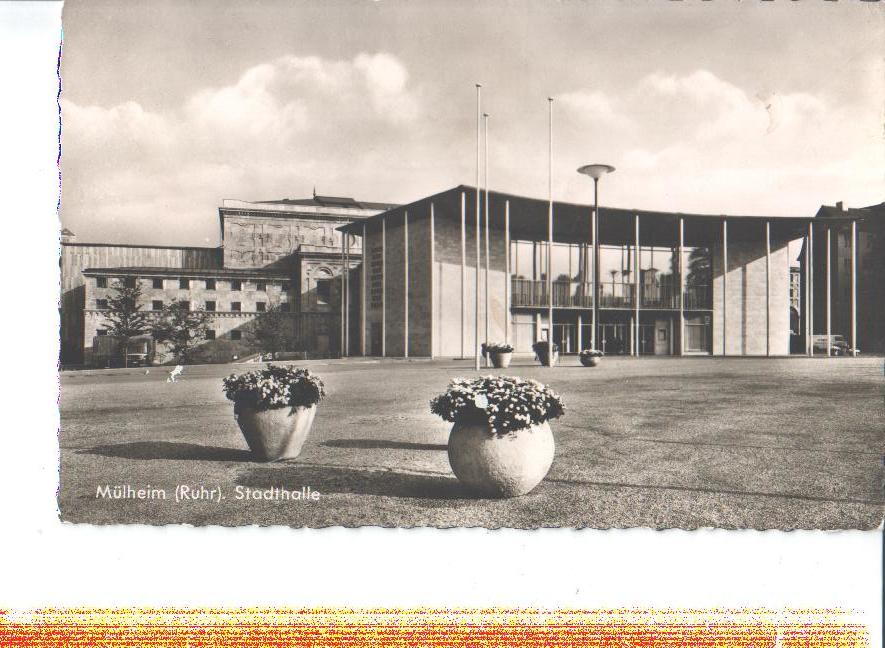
[231,301,241,312]
[96,277,107,288]
[256,302,266,312]
[152,300,163,311]
[230,280,242,291]
[124,277,136,288]
[205,278,216,290]
[179,278,190,289]
[256,281,266,291]
[205,330,216,340]
[152,278,163,289]
[231,330,242,341]
[96,299,108,310]
[180,301,190,311]
[205,301,216,312]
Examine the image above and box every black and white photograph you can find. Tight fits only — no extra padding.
[56,0,883,530]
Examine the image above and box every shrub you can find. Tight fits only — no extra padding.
[222,364,326,411]
[430,375,565,436]
[532,341,559,354]
[481,342,514,356]
[579,349,604,357]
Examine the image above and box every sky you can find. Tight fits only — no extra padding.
[60,0,884,247]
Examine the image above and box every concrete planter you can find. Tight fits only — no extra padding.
[535,348,559,366]
[579,355,600,367]
[490,351,512,368]
[447,420,555,497]
[234,402,317,461]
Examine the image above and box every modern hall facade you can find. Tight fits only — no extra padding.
[338,185,866,359]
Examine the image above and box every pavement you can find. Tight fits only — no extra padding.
[58,355,885,529]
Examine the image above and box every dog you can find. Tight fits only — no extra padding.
[167,365,184,383]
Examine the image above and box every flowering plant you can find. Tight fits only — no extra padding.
[481,342,514,356]
[579,349,604,358]
[532,341,559,354]
[222,365,326,411]
[430,375,565,436]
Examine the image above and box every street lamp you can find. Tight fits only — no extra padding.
[577,164,615,351]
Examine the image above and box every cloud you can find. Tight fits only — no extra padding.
[61,52,425,244]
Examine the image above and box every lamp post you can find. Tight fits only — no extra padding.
[577,164,615,351]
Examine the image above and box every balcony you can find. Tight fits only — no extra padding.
[510,278,711,310]
[511,278,593,308]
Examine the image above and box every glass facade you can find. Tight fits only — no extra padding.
[509,240,713,355]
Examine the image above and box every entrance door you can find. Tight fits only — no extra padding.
[599,323,628,355]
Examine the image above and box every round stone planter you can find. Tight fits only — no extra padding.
[579,355,600,367]
[535,349,559,367]
[490,351,512,368]
[234,402,317,461]
[447,420,555,497]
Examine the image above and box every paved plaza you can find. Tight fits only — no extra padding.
[58,356,884,529]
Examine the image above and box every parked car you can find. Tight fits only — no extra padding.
[811,334,858,356]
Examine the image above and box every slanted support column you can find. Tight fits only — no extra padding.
[430,202,435,359]
[505,200,511,345]
[577,313,582,351]
[803,225,810,356]
[765,220,771,357]
[340,234,346,357]
[678,216,685,356]
[361,223,367,356]
[634,213,640,357]
[381,216,386,358]
[460,191,466,359]
[404,210,409,358]
[591,204,599,350]
[344,232,350,356]
[825,224,831,357]
[722,219,728,356]
[850,219,857,354]
[807,221,814,357]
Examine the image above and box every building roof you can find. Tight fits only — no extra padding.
[816,201,885,219]
[254,194,398,211]
[82,266,292,279]
[339,185,867,245]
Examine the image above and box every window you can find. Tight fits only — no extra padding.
[205,278,216,290]
[205,301,216,312]
[96,277,107,288]
[231,302,241,312]
[315,272,333,306]
[256,302,266,312]
[179,278,190,289]
[230,280,242,291]
[256,281,266,291]
[230,330,242,341]
[205,330,216,340]
[96,329,108,336]
[180,301,190,311]
[96,299,109,310]
[152,300,163,311]
[152,278,163,289]
[124,277,136,288]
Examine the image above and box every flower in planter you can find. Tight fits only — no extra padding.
[430,375,565,436]
[531,341,559,354]
[481,342,515,357]
[579,349,604,358]
[222,364,326,411]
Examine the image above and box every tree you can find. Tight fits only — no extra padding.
[103,279,151,368]
[151,300,212,364]
[250,304,296,359]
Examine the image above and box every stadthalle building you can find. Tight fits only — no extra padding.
[60,187,881,367]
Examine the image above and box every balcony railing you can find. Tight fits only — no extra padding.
[511,278,712,311]
[511,278,593,308]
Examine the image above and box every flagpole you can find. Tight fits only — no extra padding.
[474,84,482,371]
[547,97,554,366]
[483,112,490,367]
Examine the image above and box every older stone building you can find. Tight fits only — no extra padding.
[61,193,396,366]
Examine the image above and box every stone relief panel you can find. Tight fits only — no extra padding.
[223,214,362,268]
